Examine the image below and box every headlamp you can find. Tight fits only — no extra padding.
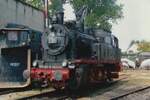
[68,64,75,69]
[32,60,38,67]
[62,60,68,67]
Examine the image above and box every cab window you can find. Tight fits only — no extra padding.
[7,31,18,41]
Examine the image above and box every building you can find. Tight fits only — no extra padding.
[0,0,44,32]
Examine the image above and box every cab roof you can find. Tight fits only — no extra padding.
[0,28,29,31]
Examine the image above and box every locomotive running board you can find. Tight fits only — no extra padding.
[0,49,31,88]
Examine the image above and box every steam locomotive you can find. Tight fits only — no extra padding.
[30,12,122,90]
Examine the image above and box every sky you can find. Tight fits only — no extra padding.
[112,0,150,51]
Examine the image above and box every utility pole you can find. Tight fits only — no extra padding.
[43,0,64,27]
[43,0,49,28]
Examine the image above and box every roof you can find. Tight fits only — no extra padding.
[127,44,139,54]
[5,23,42,33]
[0,28,29,31]
[139,52,150,56]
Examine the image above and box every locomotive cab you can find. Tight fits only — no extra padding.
[0,28,31,88]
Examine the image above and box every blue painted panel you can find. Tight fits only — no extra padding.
[0,47,28,83]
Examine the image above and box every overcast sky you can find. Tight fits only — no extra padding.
[112,0,150,51]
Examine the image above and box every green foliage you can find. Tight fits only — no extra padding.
[21,0,43,9]
[137,40,150,52]
[22,0,62,14]
[21,0,123,31]
[49,0,63,14]
[72,0,123,31]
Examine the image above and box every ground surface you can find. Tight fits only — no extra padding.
[1,69,150,100]
[79,69,150,100]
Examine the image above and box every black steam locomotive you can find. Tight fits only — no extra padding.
[31,12,121,90]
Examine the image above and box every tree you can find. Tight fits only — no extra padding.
[49,0,63,13]
[21,0,43,9]
[22,0,62,13]
[72,0,123,31]
[137,40,150,52]
[22,0,123,31]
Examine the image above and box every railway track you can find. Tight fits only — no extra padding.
[111,86,150,100]
[21,89,68,100]
[0,75,127,100]
[0,89,16,95]
[0,88,30,96]
[0,73,132,100]
[0,70,149,100]
[19,76,128,100]
[0,80,121,100]
[0,87,54,100]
